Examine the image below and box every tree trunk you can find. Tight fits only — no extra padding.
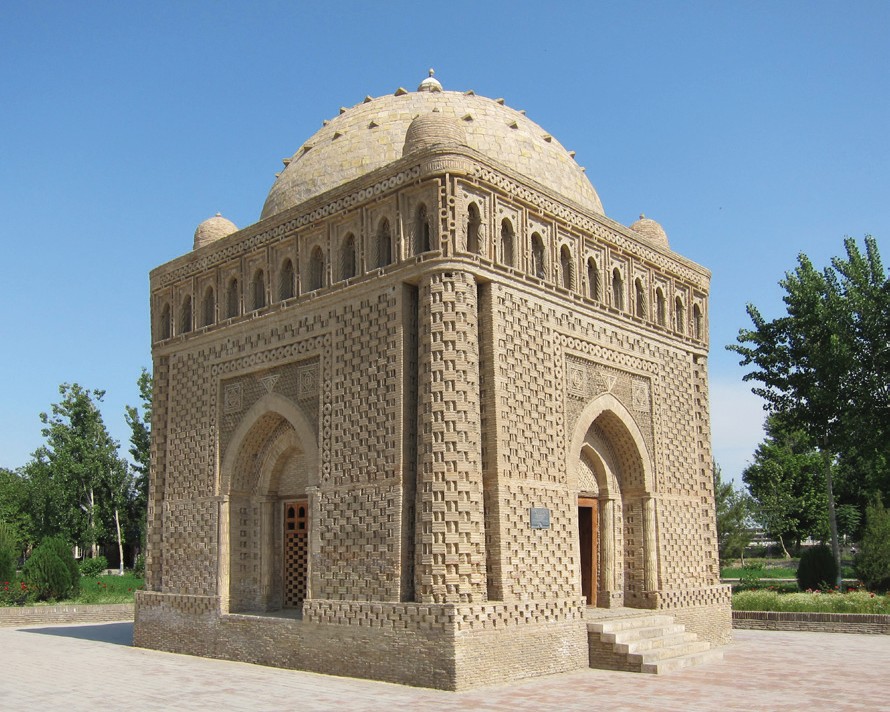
[89,487,98,559]
[777,533,790,559]
[822,447,842,588]
[114,506,124,576]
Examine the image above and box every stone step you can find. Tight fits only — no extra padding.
[613,630,698,654]
[587,615,675,634]
[627,639,713,665]
[599,623,687,644]
[640,647,725,674]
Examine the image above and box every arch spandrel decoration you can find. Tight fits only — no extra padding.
[219,392,319,497]
[567,393,653,496]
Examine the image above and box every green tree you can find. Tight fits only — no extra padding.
[30,384,129,558]
[0,468,34,550]
[124,368,152,553]
[742,415,827,557]
[729,236,889,585]
[856,496,890,592]
[0,521,18,582]
[714,464,752,563]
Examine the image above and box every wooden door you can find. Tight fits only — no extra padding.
[283,500,308,608]
[578,497,598,606]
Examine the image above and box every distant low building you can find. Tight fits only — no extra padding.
[134,72,731,689]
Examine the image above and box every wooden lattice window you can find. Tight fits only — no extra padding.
[283,500,308,608]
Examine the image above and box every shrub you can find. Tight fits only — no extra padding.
[23,537,80,601]
[79,555,108,577]
[133,553,145,577]
[797,544,838,591]
[0,521,17,583]
[856,496,890,593]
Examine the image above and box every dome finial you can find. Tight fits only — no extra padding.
[418,69,443,92]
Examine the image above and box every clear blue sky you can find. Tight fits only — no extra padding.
[1,1,887,486]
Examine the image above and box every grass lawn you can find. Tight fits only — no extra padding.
[1,574,143,606]
[74,574,144,604]
[722,566,797,579]
[733,589,890,614]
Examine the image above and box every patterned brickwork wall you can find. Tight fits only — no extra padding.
[328,290,400,487]
[162,498,218,595]
[415,271,487,603]
[487,285,578,601]
[493,289,563,483]
[314,483,403,600]
[166,350,217,500]
[652,349,716,589]
[228,497,261,611]
[693,355,721,582]
[499,482,578,599]
[145,355,169,591]
[668,587,733,645]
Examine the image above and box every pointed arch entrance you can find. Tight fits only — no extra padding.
[568,394,657,609]
[219,394,318,615]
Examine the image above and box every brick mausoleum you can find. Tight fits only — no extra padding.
[134,71,731,689]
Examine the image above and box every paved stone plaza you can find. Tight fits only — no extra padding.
[2,623,886,710]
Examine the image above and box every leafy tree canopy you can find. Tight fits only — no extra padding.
[742,415,827,555]
[124,368,152,549]
[29,384,128,557]
[729,236,889,580]
[714,464,752,563]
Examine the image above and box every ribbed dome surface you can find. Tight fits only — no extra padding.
[261,89,603,220]
[193,214,238,250]
[629,215,669,248]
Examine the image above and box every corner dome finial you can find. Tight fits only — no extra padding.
[630,214,669,249]
[418,68,443,93]
[194,213,238,250]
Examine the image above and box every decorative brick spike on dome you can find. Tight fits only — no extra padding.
[193,213,238,250]
[630,214,669,248]
[403,109,467,156]
[417,68,443,93]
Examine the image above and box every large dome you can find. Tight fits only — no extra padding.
[261,81,604,220]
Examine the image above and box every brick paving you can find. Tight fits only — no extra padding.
[1,623,887,711]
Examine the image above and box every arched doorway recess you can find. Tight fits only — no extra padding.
[568,394,657,609]
[219,394,318,615]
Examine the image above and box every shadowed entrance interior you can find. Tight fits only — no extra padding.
[578,496,598,606]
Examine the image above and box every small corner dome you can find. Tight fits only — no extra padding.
[630,214,669,248]
[403,110,467,156]
[194,213,238,250]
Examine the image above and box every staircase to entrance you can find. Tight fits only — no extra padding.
[586,609,723,674]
